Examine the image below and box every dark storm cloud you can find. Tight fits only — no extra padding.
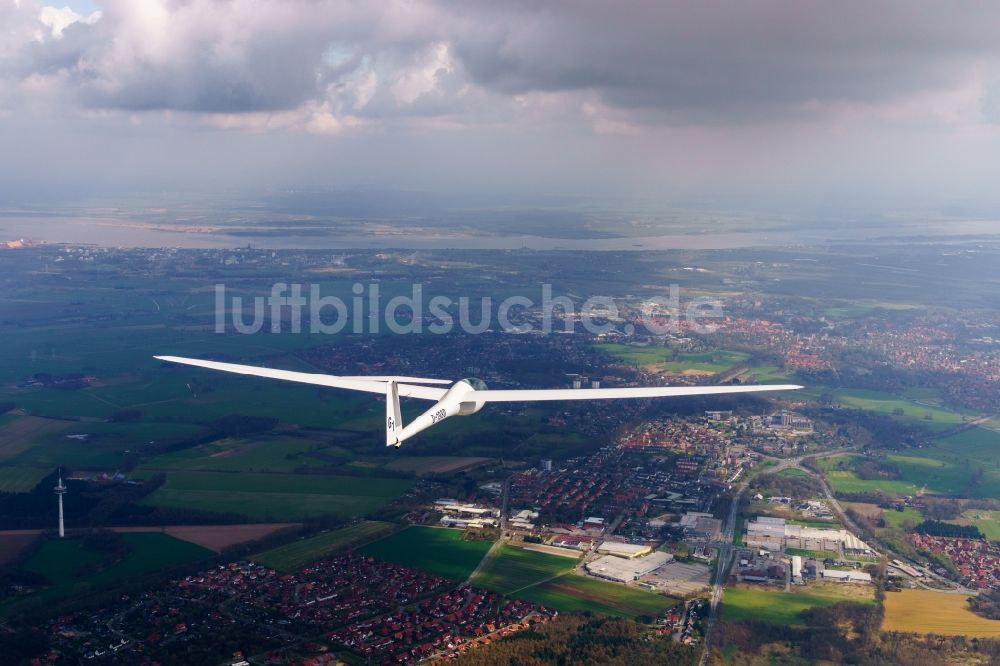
[449,1,1000,119]
[7,1,1000,120]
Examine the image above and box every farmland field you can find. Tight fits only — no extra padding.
[516,573,676,619]
[913,428,1000,499]
[138,470,412,520]
[0,532,39,565]
[156,523,297,552]
[949,510,1000,541]
[815,454,976,497]
[722,584,875,626]
[11,421,212,469]
[882,506,923,529]
[882,589,1000,637]
[595,343,748,374]
[383,456,495,476]
[0,416,71,462]
[254,521,397,571]
[843,502,883,521]
[473,545,578,594]
[7,533,213,611]
[821,388,975,432]
[742,365,792,382]
[0,466,49,492]
[359,526,492,580]
[821,300,920,319]
[138,436,345,473]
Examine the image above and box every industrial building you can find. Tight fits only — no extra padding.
[435,500,500,529]
[820,569,872,584]
[586,551,673,583]
[791,555,803,584]
[745,516,874,556]
[596,541,652,558]
[509,509,539,531]
[680,512,723,542]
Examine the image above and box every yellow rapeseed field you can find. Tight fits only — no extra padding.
[882,589,1000,637]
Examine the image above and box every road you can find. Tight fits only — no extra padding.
[698,481,745,666]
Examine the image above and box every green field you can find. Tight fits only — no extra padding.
[359,526,493,580]
[949,510,1000,541]
[596,343,749,374]
[516,573,676,619]
[0,466,50,492]
[473,545,578,594]
[743,365,792,382]
[881,506,923,529]
[914,428,1000,498]
[10,421,213,469]
[820,462,923,496]
[822,388,975,433]
[138,470,413,520]
[10,533,212,610]
[138,436,349,473]
[253,521,397,571]
[819,428,1000,499]
[722,584,875,626]
[821,300,921,320]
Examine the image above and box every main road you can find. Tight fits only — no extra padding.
[698,481,746,666]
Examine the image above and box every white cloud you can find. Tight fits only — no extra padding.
[38,4,100,39]
[391,42,452,105]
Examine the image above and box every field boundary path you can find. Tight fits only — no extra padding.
[465,476,511,586]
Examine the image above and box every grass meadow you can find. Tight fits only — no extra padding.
[137,470,413,520]
[359,526,493,581]
[517,573,676,619]
[253,521,397,571]
[722,584,875,627]
[0,466,51,492]
[7,533,212,612]
[595,343,749,374]
[472,544,578,594]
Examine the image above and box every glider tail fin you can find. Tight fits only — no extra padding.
[386,380,403,447]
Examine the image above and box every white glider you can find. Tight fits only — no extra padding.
[155,355,801,447]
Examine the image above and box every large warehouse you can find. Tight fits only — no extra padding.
[595,541,653,558]
[745,516,874,555]
[586,551,673,583]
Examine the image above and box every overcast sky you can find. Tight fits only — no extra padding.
[3,0,1000,213]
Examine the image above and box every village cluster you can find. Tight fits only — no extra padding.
[911,534,1000,591]
[32,556,556,665]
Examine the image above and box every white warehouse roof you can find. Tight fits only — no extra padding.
[596,541,652,558]
[586,552,673,582]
